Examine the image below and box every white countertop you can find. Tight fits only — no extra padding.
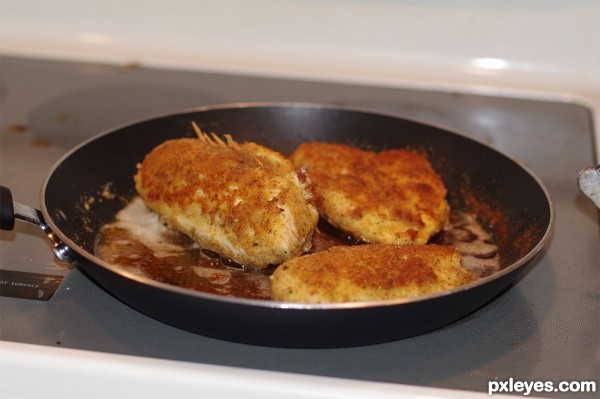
[2,340,518,399]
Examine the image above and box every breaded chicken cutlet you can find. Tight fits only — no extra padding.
[134,125,319,269]
[270,244,473,303]
[290,142,449,245]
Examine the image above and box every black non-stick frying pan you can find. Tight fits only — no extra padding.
[0,103,553,348]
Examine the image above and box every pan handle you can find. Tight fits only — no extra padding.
[578,165,600,209]
[0,185,15,230]
[0,186,75,263]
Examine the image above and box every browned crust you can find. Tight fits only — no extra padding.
[270,244,473,303]
[290,142,449,245]
[134,134,319,269]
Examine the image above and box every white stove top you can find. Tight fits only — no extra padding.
[2,1,599,128]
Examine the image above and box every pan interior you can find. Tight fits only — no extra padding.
[43,104,552,302]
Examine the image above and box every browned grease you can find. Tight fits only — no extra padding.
[94,197,500,300]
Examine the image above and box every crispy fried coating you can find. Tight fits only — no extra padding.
[270,244,473,303]
[290,142,449,245]
[134,128,319,269]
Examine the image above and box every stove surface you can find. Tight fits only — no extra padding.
[1,56,598,397]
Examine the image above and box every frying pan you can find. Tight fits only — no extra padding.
[0,103,554,348]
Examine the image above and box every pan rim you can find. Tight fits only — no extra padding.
[40,101,555,311]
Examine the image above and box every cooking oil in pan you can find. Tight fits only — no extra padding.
[94,197,500,300]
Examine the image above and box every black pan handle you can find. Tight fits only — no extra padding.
[0,185,15,230]
[0,185,75,263]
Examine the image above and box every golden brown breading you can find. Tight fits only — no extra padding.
[270,244,473,303]
[134,128,319,269]
[290,142,449,245]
